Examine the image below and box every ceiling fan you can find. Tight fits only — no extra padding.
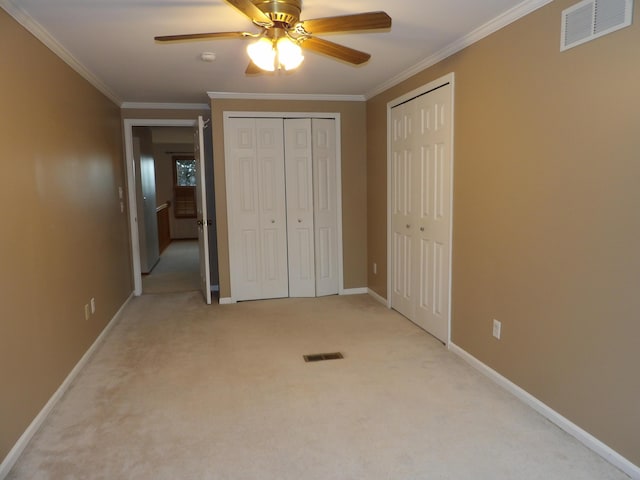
[154,0,392,74]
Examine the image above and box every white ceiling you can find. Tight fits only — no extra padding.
[3,0,550,105]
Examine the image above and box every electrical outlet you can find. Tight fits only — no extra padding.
[84,304,90,321]
[90,298,96,314]
[373,263,377,274]
[492,319,502,339]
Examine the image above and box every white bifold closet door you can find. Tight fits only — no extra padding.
[391,84,452,343]
[226,117,338,302]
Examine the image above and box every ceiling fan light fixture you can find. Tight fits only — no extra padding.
[156,3,392,74]
[277,36,304,70]
[247,37,276,71]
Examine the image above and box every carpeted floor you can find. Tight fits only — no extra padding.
[7,293,629,479]
[142,240,200,294]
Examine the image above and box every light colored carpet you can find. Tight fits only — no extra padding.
[142,240,200,294]
[8,293,628,479]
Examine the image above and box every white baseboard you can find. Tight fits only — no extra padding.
[341,287,368,295]
[448,343,640,479]
[0,293,135,480]
[367,288,388,306]
[220,290,368,302]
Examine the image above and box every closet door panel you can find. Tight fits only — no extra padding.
[256,119,289,299]
[390,101,416,319]
[226,118,288,301]
[284,118,316,297]
[228,120,261,300]
[312,118,339,296]
[413,87,451,343]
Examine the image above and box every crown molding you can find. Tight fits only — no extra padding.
[365,0,554,99]
[207,92,366,102]
[120,102,211,111]
[1,0,122,105]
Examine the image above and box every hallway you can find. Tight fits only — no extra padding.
[142,240,200,294]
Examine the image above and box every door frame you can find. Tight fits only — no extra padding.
[123,118,197,295]
[222,111,344,302]
[386,73,455,344]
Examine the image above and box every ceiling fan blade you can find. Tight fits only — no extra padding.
[155,31,248,42]
[225,0,273,26]
[297,11,391,35]
[301,37,371,65]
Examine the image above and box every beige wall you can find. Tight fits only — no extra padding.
[0,9,132,462]
[367,0,640,466]
[211,99,367,298]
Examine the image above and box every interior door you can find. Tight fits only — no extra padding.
[195,115,211,304]
[391,84,452,343]
[284,118,316,297]
[312,118,339,296]
[133,129,160,274]
[226,117,289,301]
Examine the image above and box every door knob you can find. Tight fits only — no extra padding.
[406,224,410,229]
[271,219,275,224]
[420,227,425,232]
[297,218,302,223]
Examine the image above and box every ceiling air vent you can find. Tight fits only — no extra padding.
[561,0,634,51]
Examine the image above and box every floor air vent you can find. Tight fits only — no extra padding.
[561,0,633,51]
[303,352,344,362]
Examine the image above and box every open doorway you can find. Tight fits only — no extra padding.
[140,126,199,294]
[123,118,219,300]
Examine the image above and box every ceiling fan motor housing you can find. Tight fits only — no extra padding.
[252,0,301,25]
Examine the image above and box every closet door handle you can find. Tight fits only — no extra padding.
[297,218,302,223]
[271,219,276,224]
[420,227,425,232]
[406,224,411,229]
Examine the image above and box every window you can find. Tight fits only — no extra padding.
[175,158,197,187]
[173,156,197,218]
